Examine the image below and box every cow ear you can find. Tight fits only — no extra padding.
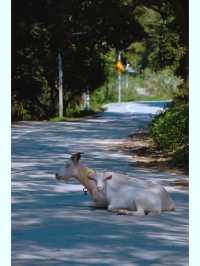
[71,152,83,162]
[104,175,112,181]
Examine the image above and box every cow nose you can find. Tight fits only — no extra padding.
[97,185,103,191]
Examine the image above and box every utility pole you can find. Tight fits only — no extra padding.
[118,71,121,103]
[57,32,88,118]
[117,51,122,103]
[58,49,63,118]
[125,62,129,89]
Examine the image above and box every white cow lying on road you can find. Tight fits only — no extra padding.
[55,152,176,215]
[87,171,176,215]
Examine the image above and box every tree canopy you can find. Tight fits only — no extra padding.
[12,0,188,120]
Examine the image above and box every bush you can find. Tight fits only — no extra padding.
[150,102,188,151]
[143,68,183,98]
[150,102,188,169]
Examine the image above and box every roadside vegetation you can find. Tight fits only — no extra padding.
[150,99,188,170]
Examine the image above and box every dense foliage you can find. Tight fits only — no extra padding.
[12,0,188,120]
[150,101,189,169]
[151,103,188,151]
[12,0,144,120]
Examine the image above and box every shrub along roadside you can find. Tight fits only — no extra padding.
[150,102,188,170]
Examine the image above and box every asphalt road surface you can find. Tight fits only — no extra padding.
[12,101,188,266]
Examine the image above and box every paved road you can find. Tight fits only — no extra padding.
[12,101,188,266]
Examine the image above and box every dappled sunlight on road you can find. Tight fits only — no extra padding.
[12,101,188,266]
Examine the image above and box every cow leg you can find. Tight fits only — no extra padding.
[108,207,148,216]
[148,209,162,215]
[134,210,148,216]
[107,204,133,215]
[115,209,134,215]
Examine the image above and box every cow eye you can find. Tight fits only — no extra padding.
[88,175,95,181]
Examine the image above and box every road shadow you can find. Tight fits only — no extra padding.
[12,102,188,266]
